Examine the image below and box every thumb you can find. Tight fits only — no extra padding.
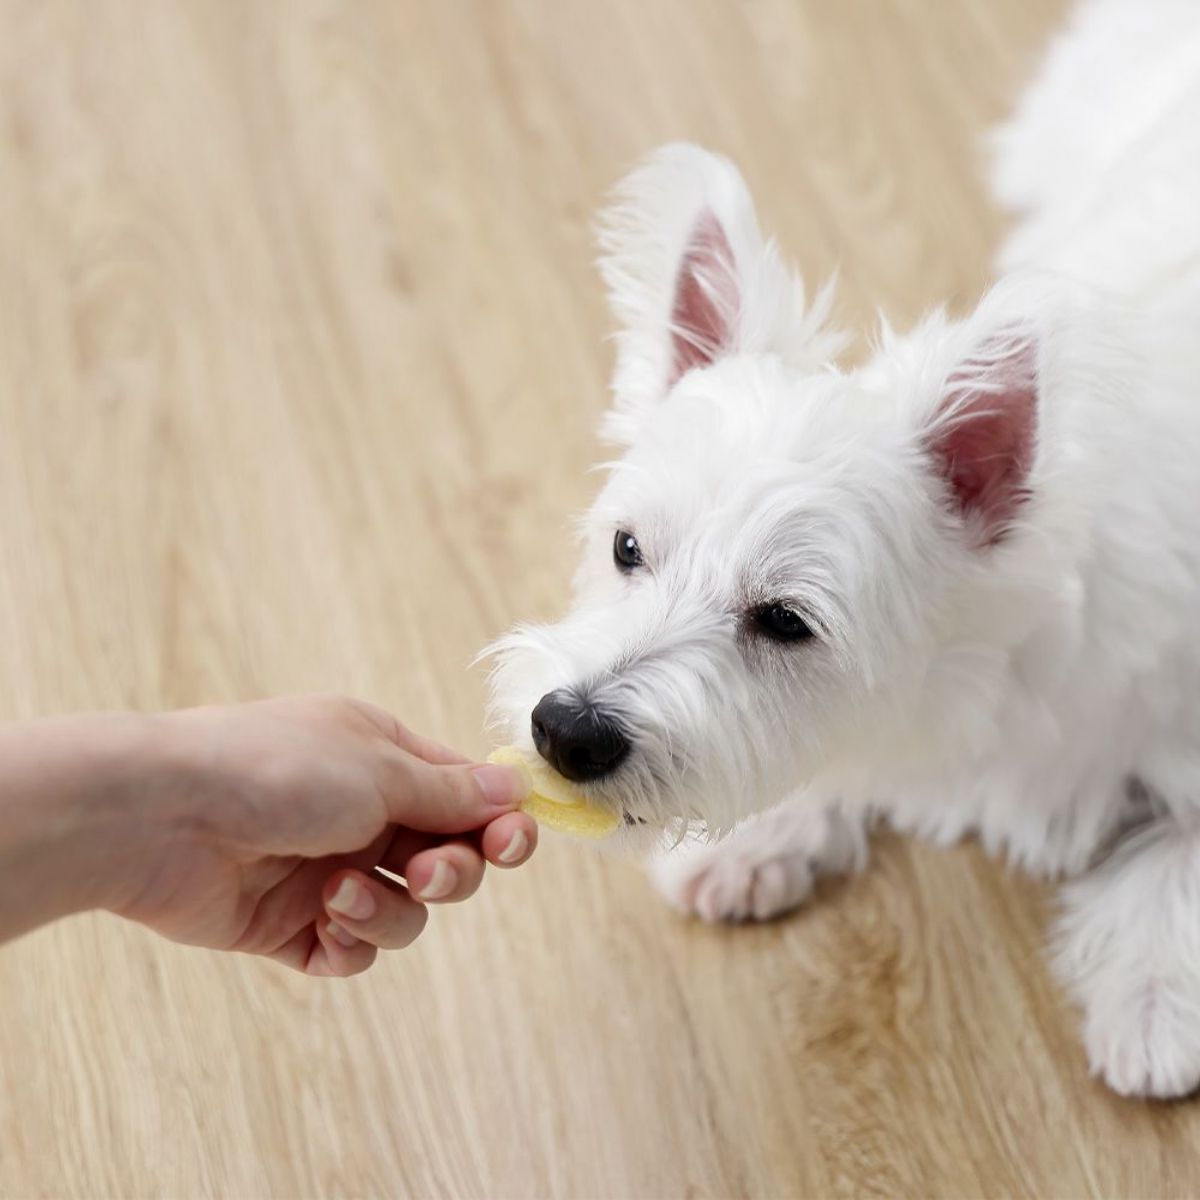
[381,752,530,833]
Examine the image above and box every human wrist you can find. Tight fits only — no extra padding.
[0,712,170,940]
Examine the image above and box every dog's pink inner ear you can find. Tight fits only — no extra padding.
[668,211,738,386]
[928,335,1038,544]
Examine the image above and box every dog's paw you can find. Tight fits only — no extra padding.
[1056,822,1200,1098]
[1082,984,1200,1099]
[649,802,865,923]
[651,837,816,922]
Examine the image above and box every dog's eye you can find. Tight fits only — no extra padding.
[613,530,643,572]
[751,603,815,643]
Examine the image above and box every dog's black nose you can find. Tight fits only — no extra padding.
[531,691,630,783]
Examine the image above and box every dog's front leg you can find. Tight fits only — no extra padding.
[1056,817,1200,1098]
[648,799,867,922]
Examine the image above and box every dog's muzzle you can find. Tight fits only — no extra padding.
[530,690,631,783]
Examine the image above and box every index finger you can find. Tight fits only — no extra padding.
[347,698,472,765]
[380,750,531,833]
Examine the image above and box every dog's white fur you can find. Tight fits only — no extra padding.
[488,0,1200,1097]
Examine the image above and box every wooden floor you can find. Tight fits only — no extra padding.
[3,1,1199,1197]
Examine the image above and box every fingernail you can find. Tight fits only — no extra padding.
[417,858,457,901]
[328,878,375,921]
[326,920,359,948]
[472,763,529,807]
[497,828,530,865]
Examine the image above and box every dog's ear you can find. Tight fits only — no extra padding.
[597,144,842,443]
[924,328,1038,545]
[668,209,740,384]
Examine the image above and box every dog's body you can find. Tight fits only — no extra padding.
[491,0,1200,1097]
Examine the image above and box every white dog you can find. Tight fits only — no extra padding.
[489,0,1200,1098]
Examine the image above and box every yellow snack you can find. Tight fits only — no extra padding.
[488,745,620,839]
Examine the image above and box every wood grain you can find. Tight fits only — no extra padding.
[3,1,1197,1197]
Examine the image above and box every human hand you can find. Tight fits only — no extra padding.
[0,696,534,973]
